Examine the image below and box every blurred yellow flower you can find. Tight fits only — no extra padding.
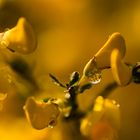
[80,96,120,140]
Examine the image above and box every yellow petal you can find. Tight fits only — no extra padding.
[111,49,132,86]
[80,111,104,136]
[23,97,60,130]
[80,96,104,136]
[103,98,120,130]
[1,17,37,54]
[93,96,104,112]
[95,32,126,69]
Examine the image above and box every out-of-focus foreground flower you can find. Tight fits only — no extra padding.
[80,96,120,140]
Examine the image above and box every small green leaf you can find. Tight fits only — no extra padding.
[49,74,66,88]
[69,71,80,86]
[42,98,51,103]
[78,83,92,93]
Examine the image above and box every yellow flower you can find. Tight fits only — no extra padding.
[80,96,120,140]
[79,32,132,86]
[0,17,37,54]
[23,97,60,130]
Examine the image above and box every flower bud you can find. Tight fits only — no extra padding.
[69,71,80,86]
[0,17,37,54]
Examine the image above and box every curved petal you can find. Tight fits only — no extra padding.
[95,32,126,69]
[111,49,132,86]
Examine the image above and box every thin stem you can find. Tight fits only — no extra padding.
[97,82,118,98]
[64,86,85,120]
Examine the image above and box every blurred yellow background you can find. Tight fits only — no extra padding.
[0,0,140,140]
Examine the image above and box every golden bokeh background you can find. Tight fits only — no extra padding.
[0,0,140,140]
